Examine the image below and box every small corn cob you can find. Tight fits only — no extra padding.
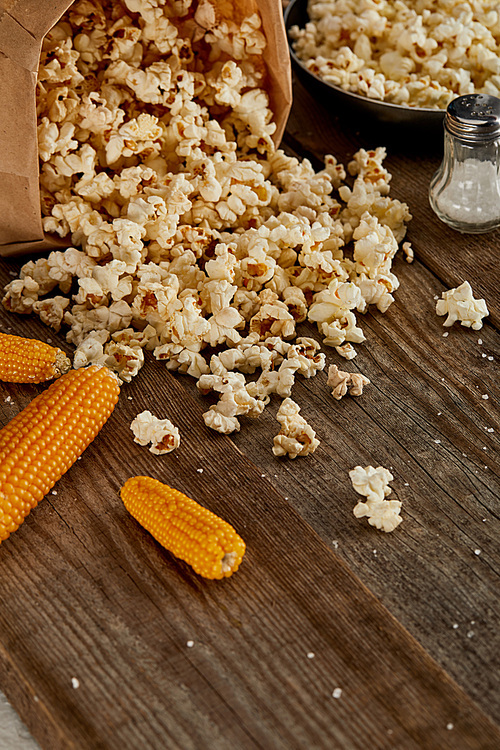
[0,365,120,543]
[121,476,246,580]
[0,332,71,383]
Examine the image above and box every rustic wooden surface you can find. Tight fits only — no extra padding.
[0,72,499,749]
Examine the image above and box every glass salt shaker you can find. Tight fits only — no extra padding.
[429,93,500,233]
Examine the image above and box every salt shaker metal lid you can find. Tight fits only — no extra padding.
[445,94,500,143]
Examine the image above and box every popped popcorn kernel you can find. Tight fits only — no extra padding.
[130,410,180,455]
[272,398,320,459]
[436,281,489,330]
[349,465,402,532]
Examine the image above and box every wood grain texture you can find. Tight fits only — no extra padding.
[0,71,499,750]
[0,329,499,750]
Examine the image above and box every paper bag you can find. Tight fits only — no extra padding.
[0,0,292,257]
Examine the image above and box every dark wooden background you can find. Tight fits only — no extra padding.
[0,73,499,749]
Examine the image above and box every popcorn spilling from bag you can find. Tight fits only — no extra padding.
[2,0,412,441]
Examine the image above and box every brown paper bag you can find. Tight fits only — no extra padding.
[0,0,292,258]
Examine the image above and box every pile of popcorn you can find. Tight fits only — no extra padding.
[2,0,412,454]
[290,0,500,109]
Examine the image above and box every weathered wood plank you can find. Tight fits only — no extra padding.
[0,326,499,750]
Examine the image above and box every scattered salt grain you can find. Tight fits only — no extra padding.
[51,490,57,495]
[186,641,194,648]
[307,652,315,659]
[71,678,80,689]
[434,439,441,444]
[467,630,475,638]
[481,394,489,400]
[487,356,494,361]
[452,623,459,629]
[196,468,203,473]
[474,549,481,556]
[481,353,487,358]
[332,540,339,549]
[478,339,483,345]
[442,332,449,337]
[447,723,454,731]
[332,688,343,699]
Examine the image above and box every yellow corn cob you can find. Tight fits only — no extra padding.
[121,476,246,580]
[0,332,71,383]
[0,365,120,543]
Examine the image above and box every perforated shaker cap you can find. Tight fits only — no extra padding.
[445,94,500,142]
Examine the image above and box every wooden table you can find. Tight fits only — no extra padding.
[0,73,499,750]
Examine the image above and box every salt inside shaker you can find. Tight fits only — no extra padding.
[429,93,500,233]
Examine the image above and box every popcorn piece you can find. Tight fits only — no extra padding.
[247,359,300,402]
[272,398,320,459]
[104,341,144,382]
[402,241,414,263]
[130,410,180,455]
[286,337,326,378]
[155,343,209,379]
[2,278,40,314]
[203,409,240,434]
[436,281,489,330]
[327,365,370,399]
[249,289,296,340]
[73,329,110,369]
[32,296,70,332]
[349,465,402,533]
[349,464,393,504]
[336,343,357,360]
[353,498,403,533]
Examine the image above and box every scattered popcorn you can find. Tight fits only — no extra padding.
[436,281,489,330]
[130,410,180,455]
[349,465,402,532]
[272,398,320,459]
[2,0,414,448]
[327,364,370,399]
[290,1,500,111]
